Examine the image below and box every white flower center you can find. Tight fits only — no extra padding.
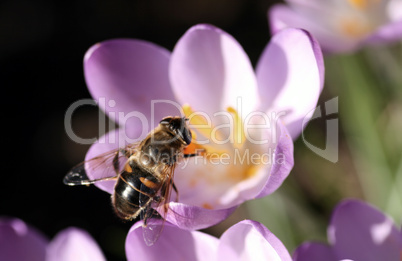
[337,0,388,38]
[178,104,273,209]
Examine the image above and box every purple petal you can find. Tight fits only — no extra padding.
[293,242,337,261]
[85,127,144,194]
[366,20,402,44]
[170,24,259,118]
[46,227,105,261]
[217,220,292,261]
[125,220,219,261]
[255,121,294,197]
[328,199,402,261]
[269,4,360,53]
[84,39,181,128]
[256,27,324,139]
[269,4,320,35]
[164,202,236,230]
[0,218,48,261]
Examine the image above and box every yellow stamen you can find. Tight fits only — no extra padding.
[183,104,215,140]
[347,0,382,10]
[183,104,226,144]
[339,17,371,37]
[227,107,245,149]
[348,0,368,10]
[245,165,260,179]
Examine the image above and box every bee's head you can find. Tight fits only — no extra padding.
[159,116,192,145]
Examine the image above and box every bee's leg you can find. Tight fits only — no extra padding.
[172,181,179,202]
[140,202,155,226]
[153,195,162,203]
[183,148,205,158]
[119,148,132,158]
[183,153,197,158]
[112,150,120,175]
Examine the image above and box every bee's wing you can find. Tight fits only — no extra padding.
[140,205,163,246]
[64,143,139,186]
[140,164,176,246]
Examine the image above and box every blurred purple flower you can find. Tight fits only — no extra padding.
[46,228,106,261]
[293,199,402,261]
[125,219,292,261]
[269,0,402,53]
[83,24,324,230]
[0,218,105,261]
[0,218,47,261]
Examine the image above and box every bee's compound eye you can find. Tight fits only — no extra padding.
[160,117,172,125]
[182,127,192,145]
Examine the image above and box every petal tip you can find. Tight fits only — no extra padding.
[186,23,222,34]
[332,198,366,215]
[299,29,325,89]
[268,4,289,34]
[84,42,102,63]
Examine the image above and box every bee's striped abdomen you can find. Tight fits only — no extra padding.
[112,165,159,220]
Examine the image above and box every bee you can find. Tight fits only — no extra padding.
[64,116,199,246]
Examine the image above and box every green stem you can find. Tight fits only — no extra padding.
[385,157,402,222]
[326,54,394,212]
[364,45,402,100]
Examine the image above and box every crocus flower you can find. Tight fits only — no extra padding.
[269,0,402,53]
[293,199,402,261]
[83,24,324,230]
[125,219,292,261]
[0,217,105,261]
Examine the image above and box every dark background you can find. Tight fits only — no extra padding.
[1,0,283,259]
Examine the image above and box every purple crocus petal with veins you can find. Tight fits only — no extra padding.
[256,28,324,139]
[255,121,294,197]
[170,24,260,119]
[84,39,181,128]
[125,220,291,261]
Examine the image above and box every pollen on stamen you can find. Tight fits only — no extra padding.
[182,104,229,152]
[245,165,260,179]
[183,104,217,141]
[348,0,368,10]
[347,0,382,10]
[227,106,245,150]
[339,17,372,37]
